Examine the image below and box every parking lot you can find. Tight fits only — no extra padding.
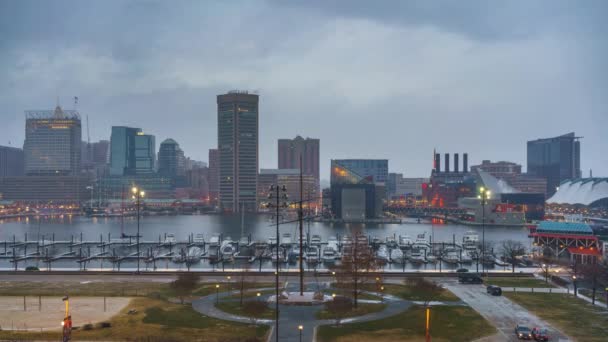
[440,279,571,342]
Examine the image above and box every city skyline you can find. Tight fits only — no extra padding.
[0,0,607,179]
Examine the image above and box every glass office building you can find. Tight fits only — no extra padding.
[527,132,581,196]
[110,126,155,176]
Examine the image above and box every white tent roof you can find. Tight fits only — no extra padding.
[547,178,608,206]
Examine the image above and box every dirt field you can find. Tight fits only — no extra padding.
[0,296,130,331]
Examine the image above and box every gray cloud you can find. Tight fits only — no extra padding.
[0,0,606,179]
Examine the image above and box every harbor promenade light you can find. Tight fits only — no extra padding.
[298,325,304,342]
[478,186,491,275]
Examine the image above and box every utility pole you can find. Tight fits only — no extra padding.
[299,154,304,296]
[267,184,287,342]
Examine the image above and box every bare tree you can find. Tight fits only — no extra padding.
[500,240,526,273]
[170,273,199,304]
[238,263,252,306]
[579,262,608,305]
[332,231,380,308]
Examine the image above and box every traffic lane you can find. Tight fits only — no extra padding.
[442,281,570,342]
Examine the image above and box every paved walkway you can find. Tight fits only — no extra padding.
[192,282,411,342]
[439,279,571,342]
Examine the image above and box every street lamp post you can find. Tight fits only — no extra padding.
[131,186,145,274]
[425,306,431,342]
[267,184,287,342]
[216,284,220,304]
[298,325,303,342]
[572,275,577,297]
[478,187,490,275]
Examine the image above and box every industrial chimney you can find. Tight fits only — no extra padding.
[445,153,450,173]
[454,153,459,173]
[435,153,441,173]
[463,153,469,172]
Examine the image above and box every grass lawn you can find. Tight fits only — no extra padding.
[579,289,607,304]
[215,300,275,320]
[356,283,459,302]
[0,297,268,342]
[226,288,276,300]
[317,305,495,342]
[505,293,608,342]
[0,281,167,297]
[316,303,387,320]
[484,277,556,288]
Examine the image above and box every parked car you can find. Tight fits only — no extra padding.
[456,268,469,273]
[515,324,532,340]
[531,327,549,341]
[458,274,483,284]
[486,285,502,296]
[25,266,40,271]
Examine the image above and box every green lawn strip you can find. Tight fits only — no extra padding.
[322,289,382,301]
[192,282,274,297]
[504,292,608,342]
[578,289,607,304]
[362,283,459,302]
[315,303,387,320]
[214,300,275,319]
[484,277,556,288]
[0,281,167,297]
[226,289,275,300]
[317,305,495,342]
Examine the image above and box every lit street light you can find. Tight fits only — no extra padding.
[298,325,303,342]
[215,284,220,304]
[478,187,490,275]
[131,186,145,273]
[572,275,577,297]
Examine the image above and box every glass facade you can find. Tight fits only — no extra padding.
[527,132,581,196]
[330,159,388,185]
[217,92,259,212]
[110,126,155,175]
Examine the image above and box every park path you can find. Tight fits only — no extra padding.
[439,279,571,342]
[191,283,411,342]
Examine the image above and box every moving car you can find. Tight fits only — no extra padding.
[531,327,549,341]
[458,274,483,284]
[515,324,532,340]
[486,285,502,296]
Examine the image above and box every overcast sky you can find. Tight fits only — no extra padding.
[1,0,606,180]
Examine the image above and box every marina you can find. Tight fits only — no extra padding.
[0,214,537,272]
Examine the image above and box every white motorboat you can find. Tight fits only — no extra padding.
[390,248,404,263]
[376,245,389,264]
[322,244,337,263]
[410,248,427,264]
[281,233,292,246]
[164,233,176,244]
[460,253,473,264]
[193,233,205,244]
[209,234,220,247]
[305,246,320,263]
[310,234,322,245]
[386,236,398,249]
[399,235,413,249]
[426,254,438,263]
[442,251,460,264]
[462,231,479,250]
[186,247,203,263]
[220,238,235,259]
[271,247,286,263]
[238,236,249,247]
[268,236,278,246]
[413,233,428,248]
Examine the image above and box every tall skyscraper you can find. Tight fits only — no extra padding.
[24,106,81,175]
[208,148,219,203]
[110,126,155,175]
[527,132,581,196]
[158,138,185,177]
[217,91,259,212]
[278,135,320,188]
[0,146,24,177]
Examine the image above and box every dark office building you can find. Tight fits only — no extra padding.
[0,146,24,177]
[330,160,384,220]
[217,91,259,212]
[278,136,320,188]
[0,175,91,203]
[527,132,581,196]
[158,139,186,178]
